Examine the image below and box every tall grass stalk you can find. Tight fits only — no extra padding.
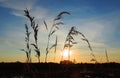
[21,24,31,63]
[105,48,109,63]
[49,36,57,62]
[44,11,70,62]
[63,26,94,61]
[24,9,40,63]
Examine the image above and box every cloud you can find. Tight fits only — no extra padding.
[12,10,25,17]
[61,10,120,52]
[80,11,120,39]
[0,0,48,20]
[0,0,35,10]
[11,6,48,20]
[30,6,48,20]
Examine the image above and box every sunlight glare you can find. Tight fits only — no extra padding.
[62,49,72,59]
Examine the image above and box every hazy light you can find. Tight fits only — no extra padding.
[61,49,72,60]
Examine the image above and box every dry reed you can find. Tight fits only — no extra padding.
[21,24,31,63]
[62,26,95,62]
[44,11,70,62]
[24,9,40,63]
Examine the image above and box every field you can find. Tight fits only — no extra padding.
[0,62,120,78]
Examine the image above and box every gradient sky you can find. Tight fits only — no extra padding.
[0,0,120,63]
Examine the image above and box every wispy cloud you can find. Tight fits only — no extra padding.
[30,6,48,20]
[84,12,119,38]
[11,6,48,20]
[0,0,48,20]
[0,0,35,10]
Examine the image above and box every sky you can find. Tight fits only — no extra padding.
[0,0,120,63]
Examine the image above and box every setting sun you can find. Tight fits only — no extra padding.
[62,49,72,59]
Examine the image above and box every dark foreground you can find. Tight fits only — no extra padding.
[0,62,120,78]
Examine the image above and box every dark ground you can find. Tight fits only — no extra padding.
[0,62,120,78]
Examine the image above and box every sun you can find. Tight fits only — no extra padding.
[62,49,72,59]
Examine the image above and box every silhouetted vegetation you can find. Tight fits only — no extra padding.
[44,11,70,62]
[13,9,119,78]
[0,63,120,78]
[62,26,97,62]
[21,24,31,63]
[24,9,41,63]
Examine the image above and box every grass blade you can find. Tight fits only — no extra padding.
[44,20,48,30]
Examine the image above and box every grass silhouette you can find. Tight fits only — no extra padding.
[62,26,96,62]
[21,24,31,63]
[44,11,70,62]
[24,9,40,63]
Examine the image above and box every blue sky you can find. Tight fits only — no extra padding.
[0,0,120,63]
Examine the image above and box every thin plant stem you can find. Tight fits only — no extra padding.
[44,11,70,62]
